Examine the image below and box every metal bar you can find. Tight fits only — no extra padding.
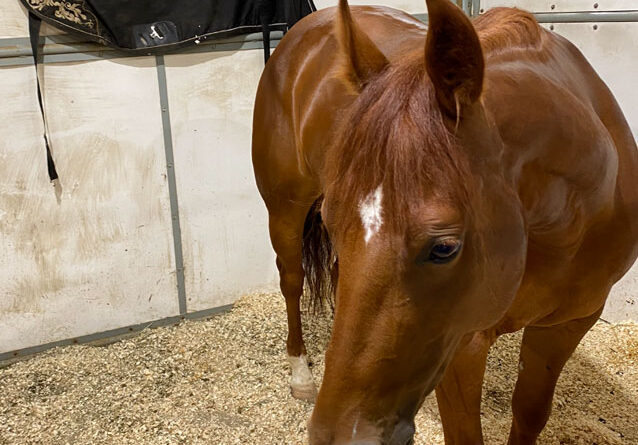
[414,13,428,23]
[533,10,638,23]
[0,31,284,60]
[158,39,277,56]
[471,0,481,17]
[7,9,636,65]
[156,54,188,316]
[410,9,638,24]
[0,304,233,366]
[460,0,471,16]
[0,34,83,47]
[0,40,281,67]
[0,42,119,58]
[0,50,131,67]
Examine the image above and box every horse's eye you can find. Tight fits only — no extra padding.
[429,238,462,263]
[416,238,462,265]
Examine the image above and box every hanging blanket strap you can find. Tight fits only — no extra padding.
[28,12,59,182]
[260,0,275,64]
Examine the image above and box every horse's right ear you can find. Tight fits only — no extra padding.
[336,0,389,90]
[424,0,484,118]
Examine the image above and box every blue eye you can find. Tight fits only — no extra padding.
[427,238,462,264]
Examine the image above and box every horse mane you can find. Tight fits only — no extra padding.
[474,8,544,55]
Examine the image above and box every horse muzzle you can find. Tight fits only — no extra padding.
[309,419,415,445]
[387,420,416,445]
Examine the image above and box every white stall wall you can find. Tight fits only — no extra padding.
[165,50,279,311]
[0,58,179,353]
[0,1,69,38]
[0,1,27,38]
[314,0,426,14]
[542,22,638,142]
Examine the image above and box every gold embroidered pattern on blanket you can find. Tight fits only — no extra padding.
[27,0,96,30]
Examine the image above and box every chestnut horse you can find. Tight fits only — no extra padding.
[252,0,638,443]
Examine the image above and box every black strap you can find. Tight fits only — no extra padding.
[260,0,275,64]
[29,12,59,182]
[262,21,270,64]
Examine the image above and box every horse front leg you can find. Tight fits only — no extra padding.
[279,257,317,401]
[269,206,318,401]
[435,331,494,445]
[507,307,603,444]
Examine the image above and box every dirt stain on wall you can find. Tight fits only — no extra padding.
[0,131,168,315]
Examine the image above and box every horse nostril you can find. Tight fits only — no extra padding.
[389,420,415,445]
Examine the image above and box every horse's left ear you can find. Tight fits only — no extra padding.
[425,0,484,117]
[336,0,389,90]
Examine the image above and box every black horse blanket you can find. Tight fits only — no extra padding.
[20,0,315,52]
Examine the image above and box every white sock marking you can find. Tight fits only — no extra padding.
[288,354,313,387]
[359,185,384,244]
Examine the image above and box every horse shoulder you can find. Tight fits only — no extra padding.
[484,33,621,246]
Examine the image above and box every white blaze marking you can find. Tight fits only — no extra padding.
[359,185,384,244]
[288,354,313,387]
[352,417,359,439]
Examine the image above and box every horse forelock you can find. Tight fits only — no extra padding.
[325,53,472,239]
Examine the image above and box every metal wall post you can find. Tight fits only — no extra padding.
[460,0,472,16]
[471,0,481,16]
[156,55,187,316]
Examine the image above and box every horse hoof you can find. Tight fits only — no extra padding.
[291,383,317,401]
[288,354,317,401]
